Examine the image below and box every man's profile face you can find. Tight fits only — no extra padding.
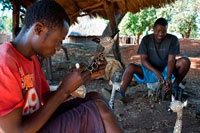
[153,24,167,43]
[33,21,69,58]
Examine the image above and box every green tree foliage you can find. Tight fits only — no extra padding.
[119,0,200,41]
[119,8,158,44]
[0,17,6,31]
[0,16,12,33]
[0,0,12,11]
[0,0,12,33]
[169,0,200,38]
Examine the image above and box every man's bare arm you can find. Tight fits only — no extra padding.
[0,69,87,133]
[167,54,176,79]
[0,87,68,133]
[164,54,176,92]
[141,54,163,82]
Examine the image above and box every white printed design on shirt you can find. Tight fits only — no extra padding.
[19,67,40,115]
[23,88,40,115]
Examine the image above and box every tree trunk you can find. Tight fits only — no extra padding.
[136,32,142,45]
[181,34,185,38]
[185,23,191,38]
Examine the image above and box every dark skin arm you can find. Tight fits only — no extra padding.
[165,54,176,92]
[64,53,107,85]
[43,59,107,102]
[141,54,164,83]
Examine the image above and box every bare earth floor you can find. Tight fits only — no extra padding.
[85,39,200,133]
[51,39,200,133]
[86,75,200,133]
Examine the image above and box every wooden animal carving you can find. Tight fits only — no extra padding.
[168,95,187,133]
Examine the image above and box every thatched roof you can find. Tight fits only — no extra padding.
[17,0,175,24]
[56,0,175,24]
[68,16,107,37]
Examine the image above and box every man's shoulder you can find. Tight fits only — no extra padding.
[142,34,153,40]
[166,33,178,40]
[0,42,18,67]
[141,34,154,44]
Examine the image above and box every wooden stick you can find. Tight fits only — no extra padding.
[70,2,103,17]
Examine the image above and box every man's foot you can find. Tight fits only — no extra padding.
[101,88,125,101]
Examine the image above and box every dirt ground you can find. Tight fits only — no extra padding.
[50,38,200,132]
[84,39,200,133]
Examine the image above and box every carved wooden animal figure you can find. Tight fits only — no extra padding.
[168,95,187,133]
[92,30,119,56]
[92,30,121,109]
[109,69,123,109]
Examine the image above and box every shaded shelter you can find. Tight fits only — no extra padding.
[10,0,175,59]
[9,0,175,76]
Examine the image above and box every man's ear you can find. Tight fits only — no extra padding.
[34,22,45,35]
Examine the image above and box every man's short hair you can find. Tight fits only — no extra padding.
[154,18,168,27]
[23,0,70,31]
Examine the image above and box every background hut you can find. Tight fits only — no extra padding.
[66,16,107,44]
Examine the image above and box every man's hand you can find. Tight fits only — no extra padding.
[90,64,106,80]
[60,66,90,94]
[164,77,172,93]
[90,55,107,80]
[85,52,107,80]
[155,71,164,83]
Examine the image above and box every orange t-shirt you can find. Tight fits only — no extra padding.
[0,42,50,116]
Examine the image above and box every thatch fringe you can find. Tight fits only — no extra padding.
[18,0,175,24]
[68,16,107,36]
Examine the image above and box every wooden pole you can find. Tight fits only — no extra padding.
[12,0,20,39]
[103,1,125,68]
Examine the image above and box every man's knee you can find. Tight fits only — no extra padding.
[126,63,137,72]
[177,57,191,68]
[87,92,109,113]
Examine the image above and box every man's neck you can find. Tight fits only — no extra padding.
[12,32,35,58]
[153,35,166,44]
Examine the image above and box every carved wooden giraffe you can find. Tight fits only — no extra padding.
[168,95,187,133]
[71,31,119,98]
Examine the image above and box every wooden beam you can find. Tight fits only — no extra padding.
[71,2,103,18]
[76,8,105,17]
[89,8,104,14]
[107,0,123,2]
